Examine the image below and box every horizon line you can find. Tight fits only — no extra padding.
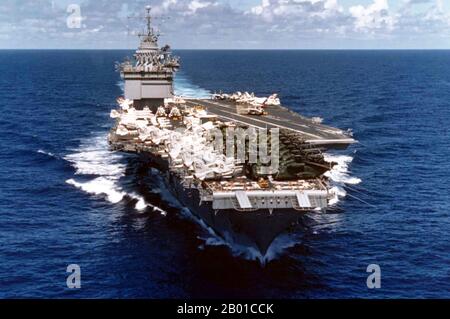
[2,48,450,51]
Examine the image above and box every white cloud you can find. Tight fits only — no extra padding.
[423,0,450,24]
[247,0,348,35]
[250,0,343,19]
[188,0,213,13]
[349,0,395,32]
[1,0,450,48]
[250,0,271,17]
[392,0,450,38]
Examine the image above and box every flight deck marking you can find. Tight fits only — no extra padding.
[191,101,321,139]
[187,100,355,146]
[192,99,341,139]
[203,99,332,132]
[186,100,323,139]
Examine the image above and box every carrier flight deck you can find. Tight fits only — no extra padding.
[185,98,356,149]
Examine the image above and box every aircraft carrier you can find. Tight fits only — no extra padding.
[108,6,356,255]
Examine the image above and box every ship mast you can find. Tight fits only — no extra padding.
[138,5,159,46]
[146,5,151,34]
[120,5,179,110]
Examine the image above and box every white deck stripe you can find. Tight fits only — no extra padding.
[186,101,323,139]
[296,192,311,208]
[235,191,253,209]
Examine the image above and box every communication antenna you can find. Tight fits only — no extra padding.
[126,5,171,39]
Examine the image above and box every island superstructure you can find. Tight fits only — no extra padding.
[119,6,179,110]
[108,6,356,255]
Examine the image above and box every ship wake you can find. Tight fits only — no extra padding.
[324,152,362,206]
[174,72,211,99]
[64,74,210,213]
[64,134,167,215]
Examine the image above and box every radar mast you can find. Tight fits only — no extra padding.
[119,5,180,110]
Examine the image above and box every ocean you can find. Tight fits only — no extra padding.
[0,50,448,298]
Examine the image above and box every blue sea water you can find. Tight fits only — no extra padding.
[0,50,449,298]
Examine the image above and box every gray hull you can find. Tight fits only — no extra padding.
[166,170,303,255]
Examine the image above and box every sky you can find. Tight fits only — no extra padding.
[1,0,450,49]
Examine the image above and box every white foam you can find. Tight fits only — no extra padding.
[37,149,56,158]
[64,136,126,176]
[129,192,167,215]
[199,231,300,265]
[65,78,169,214]
[64,133,167,215]
[67,177,126,203]
[116,81,125,92]
[134,196,147,210]
[324,153,361,205]
[174,73,211,98]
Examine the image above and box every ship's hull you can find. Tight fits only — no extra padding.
[173,186,302,254]
[160,164,305,255]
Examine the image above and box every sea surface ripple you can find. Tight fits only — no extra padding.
[0,50,449,298]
